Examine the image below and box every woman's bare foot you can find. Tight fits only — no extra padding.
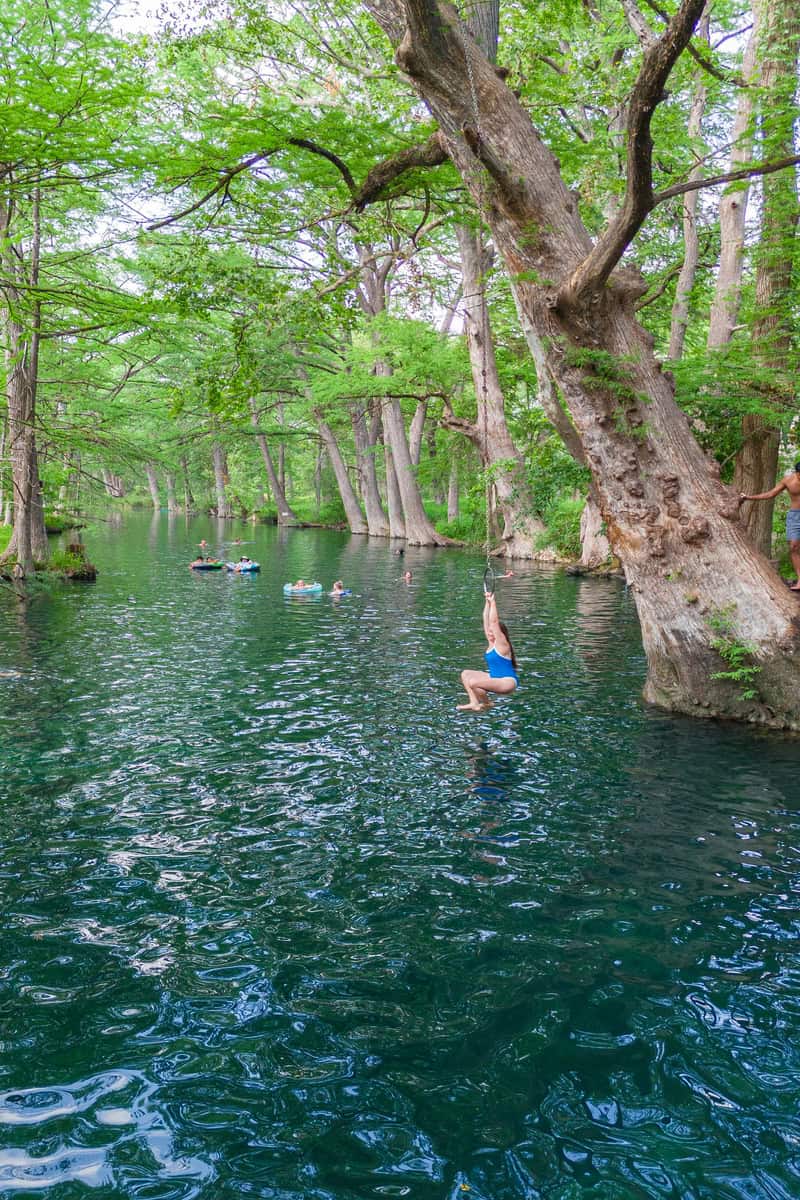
[457,701,485,712]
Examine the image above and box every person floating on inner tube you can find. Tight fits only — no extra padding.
[330,580,346,596]
[458,590,519,713]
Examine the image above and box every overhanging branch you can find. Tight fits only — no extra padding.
[147,151,278,231]
[655,153,800,204]
[352,130,448,210]
[557,0,706,309]
[641,0,745,85]
[288,137,356,194]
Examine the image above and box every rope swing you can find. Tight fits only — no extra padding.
[457,4,496,592]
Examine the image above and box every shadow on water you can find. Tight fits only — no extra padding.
[0,516,799,1198]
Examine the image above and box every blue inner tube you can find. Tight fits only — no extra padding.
[191,561,223,571]
[227,562,260,572]
[283,582,323,594]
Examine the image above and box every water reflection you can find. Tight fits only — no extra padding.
[464,737,513,805]
[572,577,634,683]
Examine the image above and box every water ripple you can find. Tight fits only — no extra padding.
[0,518,799,1197]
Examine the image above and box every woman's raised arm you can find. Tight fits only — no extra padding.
[482,593,493,640]
[485,593,511,655]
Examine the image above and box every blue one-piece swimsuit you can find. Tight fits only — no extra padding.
[485,647,518,683]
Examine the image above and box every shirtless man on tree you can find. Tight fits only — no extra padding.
[740,461,800,591]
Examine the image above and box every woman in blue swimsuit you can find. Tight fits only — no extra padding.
[458,591,519,712]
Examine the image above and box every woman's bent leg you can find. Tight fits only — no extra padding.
[458,669,485,711]
[458,670,516,711]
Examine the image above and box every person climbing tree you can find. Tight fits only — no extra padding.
[740,463,800,591]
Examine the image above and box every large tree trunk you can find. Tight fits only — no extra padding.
[428,422,447,506]
[102,469,125,499]
[276,400,290,496]
[733,0,800,555]
[453,224,549,558]
[381,394,446,544]
[0,190,47,572]
[451,0,548,559]
[706,19,760,350]
[315,412,368,533]
[667,13,709,361]
[409,287,460,474]
[447,456,459,523]
[352,403,389,534]
[314,446,323,516]
[359,258,443,543]
[579,491,612,570]
[249,399,300,524]
[180,457,195,514]
[166,472,179,514]
[211,443,232,519]
[145,462,161,511]
[2,320,47,571]
[382,431,406,538]
[0,413,7,523]
[408,400,427,467]
[364,0,800,729]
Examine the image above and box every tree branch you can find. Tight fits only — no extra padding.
[621,0,657,48]
[288,137,356,194]
[641,0,744,85]
[557,0,706,309]
[654,153,800,204]
[147,151,278,231]
[558,107,591,145]
[352,130,448,210]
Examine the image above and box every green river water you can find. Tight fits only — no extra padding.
[1,513,799,1200]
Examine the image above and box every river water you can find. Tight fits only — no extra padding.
[1,513,799,1199]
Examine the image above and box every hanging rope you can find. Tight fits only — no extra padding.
[456,5,495,586]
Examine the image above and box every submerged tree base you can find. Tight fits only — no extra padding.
[1,541,98,584]
[565,562,624,579]
[1,563,98,584]
[58,563,98,581]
